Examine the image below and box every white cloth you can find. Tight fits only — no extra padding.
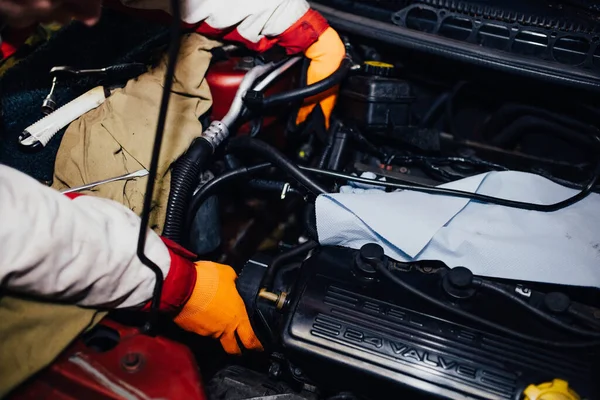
[316,171,600,288]
[0,164,171,308]
[120,0,309,43]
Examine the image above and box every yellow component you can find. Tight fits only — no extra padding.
[523,379,580,400]
[364,61,395,68]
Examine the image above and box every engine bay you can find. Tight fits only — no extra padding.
[4,1,600,399]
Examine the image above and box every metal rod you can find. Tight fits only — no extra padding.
[60,169,149,194]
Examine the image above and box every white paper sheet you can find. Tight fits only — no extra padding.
[316,171,600,288]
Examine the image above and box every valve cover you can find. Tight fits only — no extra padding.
[280,246,599,399]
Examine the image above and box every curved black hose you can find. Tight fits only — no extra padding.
[373,261,600,348]
[483,103,600,141]
[227,137,329,195]
[162,137,214,244]
[445,81,467,137]
[491,115,598,151]
[534,169,600,193]
[185,163,271,234]
[475,279,600,338]
[262,240,318,292]
[419,92,450,128]
[137,0,182,330]
[304,203,318,241]
[298,165,600,212]
[245,58,352,109]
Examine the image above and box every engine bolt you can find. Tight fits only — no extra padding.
[269,363,282,378]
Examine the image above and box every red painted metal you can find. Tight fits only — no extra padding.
[10,319,207,400]
[205,57,297,135]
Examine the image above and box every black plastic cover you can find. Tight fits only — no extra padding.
[281,246,599,400]
[339,75,414,131]
[311,1,600,92]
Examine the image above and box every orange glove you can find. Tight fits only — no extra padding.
[174,261,263,355]
[296,27,346,130]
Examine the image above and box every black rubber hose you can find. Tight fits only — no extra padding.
[262,240,318,292]
[482,103,600,141]
[568,306,600,330]
[491,115,598,150]
[248,179,301,195]
[185,163,271,234]
[419,91,450,128]
[475,279,600,338]
[162,137,213,244]
[304,203,318,241]
[227,137,329,195]
[298,165,600,212]
[137,0,181,329]
[373,261,600,348]
[244,58,352,109]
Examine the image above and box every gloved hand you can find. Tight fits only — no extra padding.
[0,0,102,28]
[174,261,263,355]
[296,27,346,129]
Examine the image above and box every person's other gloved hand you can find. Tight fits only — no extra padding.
[0,0,102,28]
[296,27,346,130]
[173,261,263,355]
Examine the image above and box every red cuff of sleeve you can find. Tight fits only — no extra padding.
[64,193,85,200]
[276,9,330,55]
[141,238,198,313]
[63,192,197,313]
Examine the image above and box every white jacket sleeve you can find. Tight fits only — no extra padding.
[0,164,171,309]
[121,0,310,43]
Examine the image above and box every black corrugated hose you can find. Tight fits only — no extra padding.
[162,137,213,244]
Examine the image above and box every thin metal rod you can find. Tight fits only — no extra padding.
[60,170,148,194]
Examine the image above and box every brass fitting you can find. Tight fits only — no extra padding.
[258,289,288,310]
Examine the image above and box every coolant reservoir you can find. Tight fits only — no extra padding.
[205,56,296,134]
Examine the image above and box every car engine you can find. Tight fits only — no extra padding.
[6,0,600,399]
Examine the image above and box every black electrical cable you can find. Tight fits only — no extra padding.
[227,136,329,195]
[261,240,318,291]
[419,92,450,128]
[136,0,182,331]
[185,163,272,234]
[373,261,600,348]
[474,279,600,338]
[297,165,600,212]
[245,58,352,109]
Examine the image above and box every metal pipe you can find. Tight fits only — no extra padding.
[221,62,278,128]
[253,57,302,92]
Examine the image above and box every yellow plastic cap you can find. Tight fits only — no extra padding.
[524,379,580,400]
[364,61,395,68]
